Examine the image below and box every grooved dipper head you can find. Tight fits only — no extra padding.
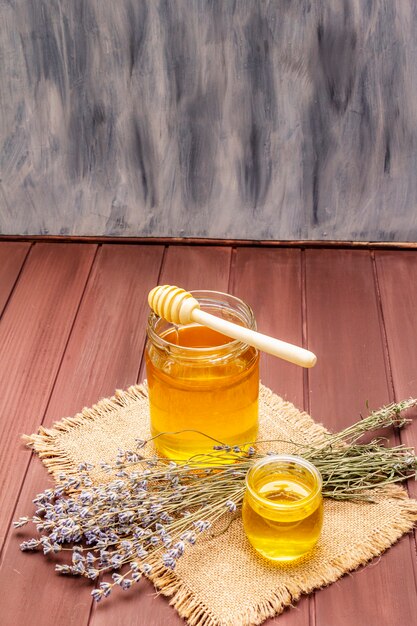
[148,285,200,324]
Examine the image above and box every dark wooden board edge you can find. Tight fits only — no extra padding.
[1,235,417,250]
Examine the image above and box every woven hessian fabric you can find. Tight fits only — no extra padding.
[26,383,417,626]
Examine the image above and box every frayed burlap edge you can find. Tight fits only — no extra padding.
[145,485,417,626]
[23,383,150,478]
[23,384,417,626]
[23,383,327,480]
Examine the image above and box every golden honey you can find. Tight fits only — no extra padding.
[145,291,259,461]
[242,455,323,561]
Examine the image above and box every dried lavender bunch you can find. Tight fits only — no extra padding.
[14,398,417,602]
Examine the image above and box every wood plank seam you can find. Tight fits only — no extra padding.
[0,244,100,561]
[0,243,99,551]
[37,244,102,421]
[227,246,237,293]
[0,242,32,321]
[2,245,416,624]
[93,245,231,625]
[370,252,396,402]
[301,249,311,418]
[372,252,417,590]
[301,248,316,626]
[304,249,417,625]
[134,245,167,385]
[156,245,169,285]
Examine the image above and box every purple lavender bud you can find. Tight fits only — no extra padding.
[91,589,103,603]
[72,562,86,575]
[162,554,176,570]
[136,546,148,559]
[20,538,39,551]
[193,520,211,533]
[72,551,84,564]
[13,517,29,528]
[100,582,112,597]
[173,541,185,556]
[161,533,172,548]
[226,500,237,513]
[112,573,124,585]
[121,579,132,590]
[111,554,124,568]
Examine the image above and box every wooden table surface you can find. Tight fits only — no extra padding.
[0,240,416,626]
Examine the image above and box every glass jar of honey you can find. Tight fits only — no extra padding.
[242,455,323,561]
[145,290,259,461]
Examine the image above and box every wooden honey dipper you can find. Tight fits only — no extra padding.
[148,285,317,368]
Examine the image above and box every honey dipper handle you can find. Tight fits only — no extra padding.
[191,309,317,368]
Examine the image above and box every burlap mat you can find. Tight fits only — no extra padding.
[26,383,417,626]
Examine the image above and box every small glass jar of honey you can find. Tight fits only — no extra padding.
[145,290,260,461]
[242,455,323,561]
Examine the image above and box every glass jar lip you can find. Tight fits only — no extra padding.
[245,454,323,510]
[146,289,257,356]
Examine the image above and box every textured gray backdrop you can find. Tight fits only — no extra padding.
[1,1,417,240]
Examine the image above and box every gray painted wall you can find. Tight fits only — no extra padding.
[1,1,417,240]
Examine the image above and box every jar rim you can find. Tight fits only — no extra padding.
[146,289,257,357]
[245,454,322,510]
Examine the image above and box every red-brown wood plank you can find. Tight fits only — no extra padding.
[155,245,232,292]
[375,251,417,587]
[0,243,97,549]
[0,242,31,315]
[46,244,166,415]
[306,250,391,427]
[3,245,417,626]
[0,244,165,626]
[375,252,417,500]
[137,245,232,382]
[231,247,304,407]
[91,245,231,626]
[232,247,308,626]
[306,249,417,626]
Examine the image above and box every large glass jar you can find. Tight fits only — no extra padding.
[145,290,260,461]
[242,455,323,561]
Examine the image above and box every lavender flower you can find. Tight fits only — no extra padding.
[162,554,176,570]
[226,500,237,513]
[20,538,40,551]
[111,573,124,585]
[100,582,112,597]
[17,404,416,604]
[13,517,29,528]
[193,520,211,533]
[91,589,104,602]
